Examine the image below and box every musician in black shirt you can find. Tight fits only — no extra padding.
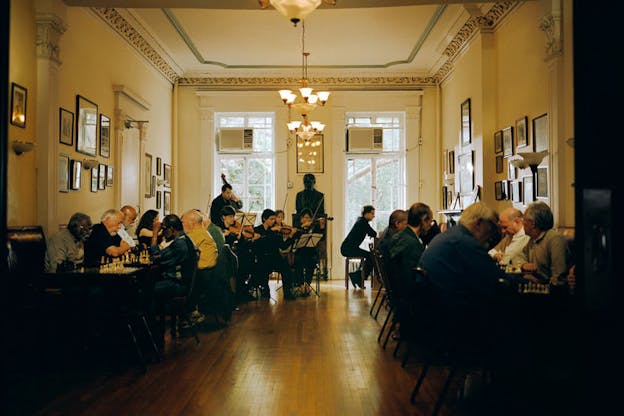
[340,205,377,289]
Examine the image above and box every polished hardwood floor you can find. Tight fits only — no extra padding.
[5,279,581,416]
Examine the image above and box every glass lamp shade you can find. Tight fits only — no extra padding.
[279,90,293,102]
[316,91,330,104]
[517,151,548,166]
[291,102,317,115]
[270,0,322,25]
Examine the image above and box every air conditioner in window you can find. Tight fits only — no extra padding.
[217,128,254,152]
[346,127,383,152]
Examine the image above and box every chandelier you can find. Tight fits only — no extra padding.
[279,21,330,140]
[259,0,337,26]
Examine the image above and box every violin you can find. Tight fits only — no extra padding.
[272,224,298,235]
[228,221,256,239]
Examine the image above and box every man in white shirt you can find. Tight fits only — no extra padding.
[488,207,529,266]
[118,205,138,248]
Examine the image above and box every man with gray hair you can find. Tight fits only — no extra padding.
[488,207,530,266]
[84,209,132,266]
[118,205,138,248]
[521,201,570,285]
[45,212,92,272]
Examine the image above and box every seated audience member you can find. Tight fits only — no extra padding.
[421,218,441,246]
[488,207,530,266]
[45,212,92,272]
[136,209,160,249]
[340,205,377,289]
[377,209,407,256]
[419,201,504,308]
[521,201,570,285]
[198,209,225,253]
[388,203,433,294]
[84,209,132,266]
[118,205,138,248]
[149,214,199,327]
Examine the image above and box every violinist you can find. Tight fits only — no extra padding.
[220,206,255,302]
[209,175,243,225]
[252,209,296,300]
[274,209,297,270]
[293,209,326,296]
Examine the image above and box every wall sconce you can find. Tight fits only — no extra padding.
[11,140,35,155]
[510,150,548,200]
[82,159,99,170]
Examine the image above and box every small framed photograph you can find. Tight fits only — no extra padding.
[460,98,471,146]
[515,116,529,149]
[533,113,548,152]
[163,163,171,187]
[522,176,533,204]
[10,83,27,128]
[501,180,509,200]
[98,164,106,190]
[151,175,156,197]
[494,130,503,154]
[494,181,504,200]
[70,160,82,190]
[495,155,504,173]
[447,150,455,174]
[59,108,74,145]
[156,191,162,209]
[163,191,171,215]
[156,157,162,175]
[99,114,110,158]
[508,159,517,180]
[458,151,474,194]
[502,126,514,158]
[76,95,98,156]
[144,153,152,197]
[91,167,98,193]
[536,166,548,198]
[106,165,114,187]
[58,153,70,193]
[511,180,522,203]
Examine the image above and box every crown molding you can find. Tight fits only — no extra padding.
[177,76,436,89]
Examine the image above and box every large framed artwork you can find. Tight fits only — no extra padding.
[458,151,474,194]
[59,108,74,146]
[533,113,548,152]
[144,153,152,198]
[296,133,324,173]
[99,114,111,158]
[10,83,27,128]
[460,98,471,146]
[58,153,70,193]
[76,95,98,156]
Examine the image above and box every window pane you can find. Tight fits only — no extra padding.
[220,117,245,127]
[375,158,401,230]
[345,158,373,233]
[248,158,273,211]
[253,128,272,152]
[383,129,400,151]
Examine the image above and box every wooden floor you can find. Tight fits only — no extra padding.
[7,281,466,416]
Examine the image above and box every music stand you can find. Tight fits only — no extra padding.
[235,212,257,227]
[293,233,323,297]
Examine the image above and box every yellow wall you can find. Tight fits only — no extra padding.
[8,0,37,226]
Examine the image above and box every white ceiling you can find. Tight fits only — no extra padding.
[63,1,497,81]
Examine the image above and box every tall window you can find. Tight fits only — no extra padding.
[215,113,274,216]
[345,113,405,234]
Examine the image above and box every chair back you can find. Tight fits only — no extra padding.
[6,226,46,278]
[371,246,395,306]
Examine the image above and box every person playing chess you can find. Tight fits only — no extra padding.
[84,209,132,266]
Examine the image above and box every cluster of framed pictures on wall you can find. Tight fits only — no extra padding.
[493,113,549,205]
[57,94,113,193]
[145,153,171,215]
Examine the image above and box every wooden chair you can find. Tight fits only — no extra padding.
[344,256,365,289]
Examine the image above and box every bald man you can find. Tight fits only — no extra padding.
[84,209,132,266]
[118,205,138,248]
[488,207,529,266]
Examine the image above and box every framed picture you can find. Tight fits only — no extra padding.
[98,164,106,190]
[502,126,514,158]
[163,191,171,215]
[522,176,533,204]
[163,163,171,188]
[59,108,74,145]
[70,160,82,190]
[91,167,98,193]
[156,157,162,176]
[495,155,504,173]
[442,185,448,209]
[536,166,548,198]
[515,116,528,149]
[458,151,474,194]
[511,180,522,203]
[156,191,162,209]
[296,133,324,173]
[58,153,70,193]
[494,130,503,154]
[10,83,27,128]
[106,165,114,187]
[151,175,156,197]
[76,95,98,156]
[508,159,517,180]
[144,153,152,197]
[494,181,504,200]
[533,113,548,152]
[501,180,509,200]
[460,98,471,146]
[448,150,455,174]
[99,114,110,158]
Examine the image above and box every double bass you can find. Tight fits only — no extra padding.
[220,173,255,239]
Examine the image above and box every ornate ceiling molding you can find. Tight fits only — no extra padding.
[92,7,180,83]
[177,76,436,89]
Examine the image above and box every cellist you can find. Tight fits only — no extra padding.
[293,208,326,296]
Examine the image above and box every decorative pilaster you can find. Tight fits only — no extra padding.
[538,12,563,60]
[36,13,67,64]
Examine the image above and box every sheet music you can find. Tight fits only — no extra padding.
[235,212,257,226]
[358,235,375,252]
[294,233,323,249]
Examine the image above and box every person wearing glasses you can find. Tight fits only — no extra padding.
[44,212,92,272]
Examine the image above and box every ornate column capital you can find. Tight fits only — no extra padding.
[539,12,563,60]
[36,13,67,64]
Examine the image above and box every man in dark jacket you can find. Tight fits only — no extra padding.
[340,205,377,289]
